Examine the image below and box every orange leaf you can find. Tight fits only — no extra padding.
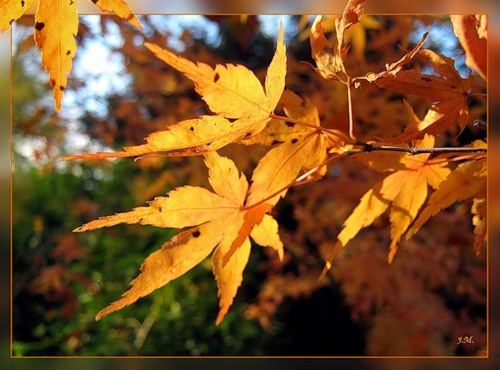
[77,151,283,323]
[247,91,330,206]
[91,0,142,29]
[145,23,285,122]
[0,0,36,31]
[95,225,222,321]
[373,50,473,143]
[34,0,78,113]
[250,214,284,260]
[407,152,486,240]
[310,15,344,80]
[213,223,252,325]
[451,15,487,79]
[64,24,286,160]
[325,135,451,267]
[335,0,366,61]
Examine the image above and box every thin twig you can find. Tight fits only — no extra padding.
[361,143,487,155]
[269,113,349,141]
[242,151,350,211]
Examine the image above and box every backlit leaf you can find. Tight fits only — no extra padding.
[0,0,36,31]
[34,0,78,113]
[75,152,283,323]
[451,15,487,79]
[91,0,142,29]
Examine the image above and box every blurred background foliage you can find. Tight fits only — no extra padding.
[12,14,486,356]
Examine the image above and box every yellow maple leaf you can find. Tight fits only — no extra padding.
[91,0,142,29]
[323,134,451,267]
[406,141,486,240]
[76,152,283,324]
[246,90,338,207]
[33,0,78,113]
[63,23,287,160]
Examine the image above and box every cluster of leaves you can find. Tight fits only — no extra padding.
[8,0,487,346]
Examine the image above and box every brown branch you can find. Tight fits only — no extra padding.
[360,143,487,155]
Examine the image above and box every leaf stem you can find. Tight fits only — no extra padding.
[346,80,356,141]
[242,151,350,211]
[270,113,344,138]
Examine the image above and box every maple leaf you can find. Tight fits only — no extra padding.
[62,23,287,160]
[369,49,473,143]
[310,0,366,80]
[33,0,78,113]
[406,140,486,241]
[1,0,141,113]
[450,15,487,79]
[323,134,451,267]
[75,152,283,324]
[90,0,142,29]
[246,90,339,207]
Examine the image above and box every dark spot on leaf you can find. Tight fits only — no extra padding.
[227,118,237,123]
[35,22,45,31]
[91,0,98,3]
[244,132,252,137]
[370,109,379,117]
[214,73,220,83]
[300,101,306,107]
[421,76,432,82]
[285,122,295,128]
[451,84,456,89]
[59,86,65,91]
[49,79,55,87]
[356,118,365,125]
[271,140,284,145]
[291,138,298,144]
[21,1,25,7]
[66,50,71,56]
[138,217,144,223]
[388,94,405,102]
[189,126,194,131]
[70,0,74,5]
[9,19,14,25]
[192,231,201,238]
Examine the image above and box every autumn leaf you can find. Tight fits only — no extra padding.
[451,15,487,79]
[76,152,283,323]
[246,90,337,207]
[310,0,366,80]
[91,0,142,29]
[2,0,141,112]
[323,134,452,266]
[63,23,287,160]
[335,0,367,63]
[33,0,78,113]
[370,49,473,143]
[406,141,486,240]
[0,0,36,31]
